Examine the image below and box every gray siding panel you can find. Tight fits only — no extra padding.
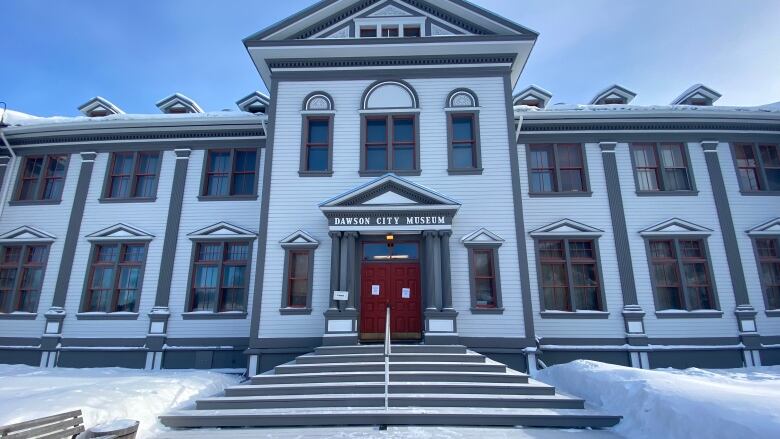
[57,350,146,369]
[648,349,743,369]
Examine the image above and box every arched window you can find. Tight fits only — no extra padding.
[300,92,335,176]
[446,89,482,174]
[360,81,420,175]
[447,89,478,108]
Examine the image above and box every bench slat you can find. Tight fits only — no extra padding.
[0,411,81,434]
[4,417,83,439]
[35,425,85,439]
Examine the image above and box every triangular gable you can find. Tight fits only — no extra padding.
[86,223,154,242]
[639,218,713,236]
[0,226,56,243]
[236,91,270,114]
[188,222,257,240]
[245,0,537,42]
[670,84,721,106]
[590,84,636,105]
[77,96,125,117]
[746,218,780,236]
[156,93,204,114]
[461,228,504,246]
[529,219,604,237]
[513,85,552,109]
[280,230,320,249]
[320,173,460,209]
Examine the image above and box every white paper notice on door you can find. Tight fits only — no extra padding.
[402,288,411,299]
[371,285,380,296]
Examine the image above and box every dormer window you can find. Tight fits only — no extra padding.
[519,98,541,108]
[513,86,553,109]
[236,91,270,114]
[670,84,721,107]
[77,97,124,118]
[590,85,636,106]
[156,93,203,114]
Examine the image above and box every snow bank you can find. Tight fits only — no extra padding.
[0,364,242,438]
[536,360,780,439]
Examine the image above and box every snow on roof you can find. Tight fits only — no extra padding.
[0,109,265,128]
[670,83,722,106]
[0,109,39,126]
[515,101,780,116]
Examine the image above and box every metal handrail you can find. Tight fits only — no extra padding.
[383,304,391,410]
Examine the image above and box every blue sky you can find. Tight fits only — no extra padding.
[3,0,779,116]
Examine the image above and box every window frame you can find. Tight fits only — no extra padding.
[0,243,50,317]
[100,151,163,202]
[526,143,591,196]
[644,236,721,316]
[79,241,148,316]
[280,247,316,314]
[198,148,261,200]
[464,243,503,314]
[12,154,70,204]
[732,143,780,195]
[629,142,697,195]
[184,239,253,317]
[299,115,334,177]
[751,236,780,314]
[533,237,608,317]
[359,114,420,176]
[446,111,483,175]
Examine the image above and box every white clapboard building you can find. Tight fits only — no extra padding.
[1,0,779,376]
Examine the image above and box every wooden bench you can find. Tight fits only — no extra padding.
[0,410,89,439]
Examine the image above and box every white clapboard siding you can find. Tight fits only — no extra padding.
[618,142,738,338]
[259,77,525,339]
[718,144,780,336]
[519,143,625,339]
[0,154,80,338]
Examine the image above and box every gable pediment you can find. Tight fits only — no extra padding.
[529,219,604,237]
[746,218,780,236]
[320,174,460,209]
[280,230,320,249]
[0,226,56,243]
[78,96,124,117]
[86,223,154,242]
[590,84,636,105]
[461,228,504,246]
[639,218,712,236]
[188,222,257,240]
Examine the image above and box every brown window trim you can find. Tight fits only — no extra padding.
[753,237,780,313]
[464,243,504,314]
[80,242,147,314]
[186,240,252,314]
[12,155,69,203]
[287,250,311,308]
[527,144,591,196]
[0,244,49,315]
[733,143,780,195]
[359,114,420,176]
[100,151,162,202]
[299,115,334,177]
[535,238,606,314]
[447,111,483,175]
[629,142,697,195]
[198,148,260,200]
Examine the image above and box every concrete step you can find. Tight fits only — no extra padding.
[228,380,550,397]
[159,407,621,429]
[250,370,529,385]
[274,361,506,375]
[295,353,485,364]
[314,345,468,355]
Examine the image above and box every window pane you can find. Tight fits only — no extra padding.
[766,169,780,191]
[88,290,112,312]
[109,176,131,198]
[47,156,67,178]
[207,175,229,196]
[308,120,329,144]
[366,146,388,170]
[393,118,414,142]
[363,243,391,260]
[404,25,421,37]
[541,264,567,287]
[381,26,399,37]
[738,169,761,191]
[112,153,134,175]
[452,144,475,169]
[560,169,584,192]
[197,244,222,262]
[656,287,683,310]
[530,147,553,168]
[220,288,244,312]
[289,280,308,307]
[234,150,256,173]
[20,267,43,291]
[290,252,309,278]
[530,171,554,192]
[650,241,674,259]
[116,267,140,312]
[539,241,564,259]
[194,265,219,287]
[679,240,703,258]
[91,267,115,290]
[474,278,496,307]
[573,287,600,311]
[307,146,329,172]
[116,289,137,312]
[766,286,780,309]
[452,116,473,141]
[757,239,778,258]
[222,265,245,288]
[134,176,156,198]
[474,251,492,277]
[366,119,387,143]
[543,287,570,311]
[232,174,254,195]
[0,269,17,291]
[557,144,582,168]
[392,243,418,260]
[393,146,414,170]
[686,286,713,310]
[22,158,44,179]
[3,247,21,264]
[208,151,231,172]
[41,179,64,200]
[360,27,377,38]
[663,168,691,191]
[760,144,780,166]
[97,245,119,263]
[137,153,159,174]
[226,243,249,261]
[569,241,594,259]
[122,245,145,263]
[571,264,597,287]
[660,144,685,168]
[192,266,218,311]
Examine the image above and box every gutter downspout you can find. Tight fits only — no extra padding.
[0,125,16,220]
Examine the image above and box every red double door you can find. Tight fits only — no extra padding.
[359,262,422,341]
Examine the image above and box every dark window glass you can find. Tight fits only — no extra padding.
[735,143,780,192]
[287,251,310,307]
[360,27,377,38]
[756,238,780,309]
[760,144,780,191]
[17,155,68,201]
[451,114,476,169]
[649,239,715,310]
[538,239,602,311]
[529,144,586,193]
[363,116,418,172]
[305,118,330,172]
[190,241,249,312]
[204,149,257,197]
[362,242,418,261]
[632,144,660,191]
[0,245,47,313]
[381,26,399,37]
[472,250,496,308]
[632,143,692,192]
[557,144,585,192]
[660,143,692,191]
[86,243,144,313]
[107,152,160,199]
[404,25,421,37]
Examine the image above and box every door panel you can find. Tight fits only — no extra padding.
[360,262,421,341]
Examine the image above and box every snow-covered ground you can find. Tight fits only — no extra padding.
[537,360,780,439]
[0,364,241,438]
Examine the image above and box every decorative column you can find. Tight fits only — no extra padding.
[145,148,190,370]
[439,231,454,310]
[422,231,438,311]
[328,231,342,310]
[323,232,357,345]
[424,230,458,345]
[600,142,649,369]
[701,141,761,366]
[41,151,96,368]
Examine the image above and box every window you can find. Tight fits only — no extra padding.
[202,149,258,197]
[287,251,310,307]
[189,241,250,313]
[301,116,332,174]
[528,144,587,194]
[472,249,497,308]
[362,115,418,174]
[104,151,160,200]
[648,239,716,311]
[280,232,318,313]
[15,155,68,201]
[360,27,377,38]
[755,238,780,310]
[537,239,603,311]
[84,243,146,313]
[630,143,693,192]
[448,113,481,173]
[404,25,421,37]
[734,143,780,192]
[0,245,48,313]
[381,26,399,37]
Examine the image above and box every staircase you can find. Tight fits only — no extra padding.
[160,344,620,429]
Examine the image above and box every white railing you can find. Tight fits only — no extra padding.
[383,304,391,410]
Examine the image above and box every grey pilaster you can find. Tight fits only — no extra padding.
[701,141,758,345]
[154,148,191,308]
[439,230,453,310]
[423,231,438,310]
[344,232,358,310]
[432,233,443,311]
[328,231,342,310]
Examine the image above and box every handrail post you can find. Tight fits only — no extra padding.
[384,304,391,410]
